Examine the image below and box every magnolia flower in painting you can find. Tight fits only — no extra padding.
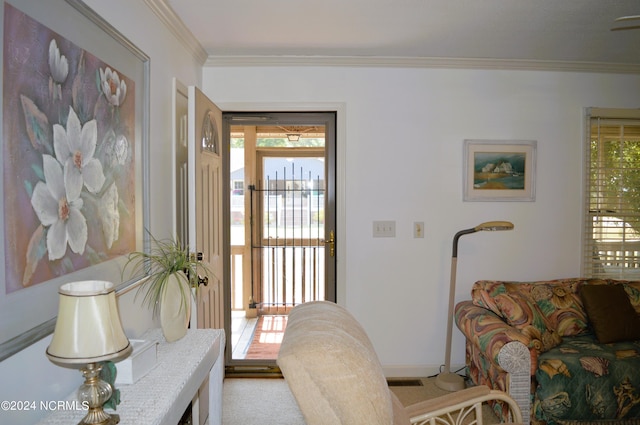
[53,107,105,198]
[99,66,127,107]
[31,155,88,260]
[48,39,68,101]
[100,183,120,249]
[114,134,129,165]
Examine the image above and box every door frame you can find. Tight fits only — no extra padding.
[219,102,346,368]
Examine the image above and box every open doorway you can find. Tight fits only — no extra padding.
[223,112,336,373]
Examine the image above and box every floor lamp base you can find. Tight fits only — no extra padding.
[435,372,465,392]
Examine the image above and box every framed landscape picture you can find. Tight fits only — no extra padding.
[463,140,537,202]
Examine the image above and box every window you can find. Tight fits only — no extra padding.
[583,108,640,278]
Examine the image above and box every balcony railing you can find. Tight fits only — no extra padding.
[593,241,640,278]
[230,241,325,314]
[230,245,245,311]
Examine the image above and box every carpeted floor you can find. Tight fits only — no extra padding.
[222,377,499,425]
[223,377,304,425]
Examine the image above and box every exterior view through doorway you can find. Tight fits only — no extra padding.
[223,112,336,374]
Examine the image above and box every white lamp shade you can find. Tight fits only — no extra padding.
[46,280,132,366]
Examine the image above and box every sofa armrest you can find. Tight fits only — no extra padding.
[455,301,533,424]
[455,301,532,367]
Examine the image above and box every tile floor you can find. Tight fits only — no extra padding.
[230,310,258,359]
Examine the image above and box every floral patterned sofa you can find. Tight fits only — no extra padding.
[454,278,640,425]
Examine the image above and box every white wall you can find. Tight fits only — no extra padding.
[203,65,640,376]
[0,1,202,424]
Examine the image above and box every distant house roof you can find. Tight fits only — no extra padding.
[230,158,325,181]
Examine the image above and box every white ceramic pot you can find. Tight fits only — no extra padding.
[160,272,191,342]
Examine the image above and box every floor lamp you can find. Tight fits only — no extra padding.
[435,221,514,391]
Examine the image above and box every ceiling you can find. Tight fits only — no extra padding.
[163,0,640,69]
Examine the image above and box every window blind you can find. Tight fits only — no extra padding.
[583,108,640,279]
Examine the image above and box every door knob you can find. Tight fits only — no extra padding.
[198,275,209,286]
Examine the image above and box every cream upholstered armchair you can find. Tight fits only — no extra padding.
[277,301,523,425]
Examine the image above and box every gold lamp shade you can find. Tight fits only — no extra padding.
[46,280,131,366]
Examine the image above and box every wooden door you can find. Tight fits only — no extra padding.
[188,86,224,331]
[174,82,224,424]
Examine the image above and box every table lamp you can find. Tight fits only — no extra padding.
[46,280,132,425]
[435,221,514,391]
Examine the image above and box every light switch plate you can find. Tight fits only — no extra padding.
[373,220,396,237]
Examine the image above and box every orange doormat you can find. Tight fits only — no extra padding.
[245,315,288,359]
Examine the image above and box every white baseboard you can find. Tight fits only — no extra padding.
[382,364,466,378]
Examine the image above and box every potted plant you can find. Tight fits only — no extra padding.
[122,233,208,342]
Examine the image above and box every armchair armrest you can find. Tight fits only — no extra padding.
[406,386,523,425]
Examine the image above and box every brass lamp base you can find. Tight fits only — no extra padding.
[435,372,465,392]
[79,412,119,425]
[77,363,120,425]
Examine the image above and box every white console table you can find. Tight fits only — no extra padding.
[37,328,225,425]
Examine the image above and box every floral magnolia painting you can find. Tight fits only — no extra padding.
[3,3,136,293]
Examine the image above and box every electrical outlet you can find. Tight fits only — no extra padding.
[373,220,396,237]
[414,222,424,238]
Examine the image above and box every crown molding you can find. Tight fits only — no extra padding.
[204,55,640,74]
[139,1,640,75]
[143,0,208,65]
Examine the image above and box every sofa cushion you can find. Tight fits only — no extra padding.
[580,283,640,344]
[277,301,398,425]
[493,290,563,352]
[535,334,640,422]
[472,279,591,338]
[621,280,640,313]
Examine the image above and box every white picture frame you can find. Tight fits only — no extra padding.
[463,140,537,202]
